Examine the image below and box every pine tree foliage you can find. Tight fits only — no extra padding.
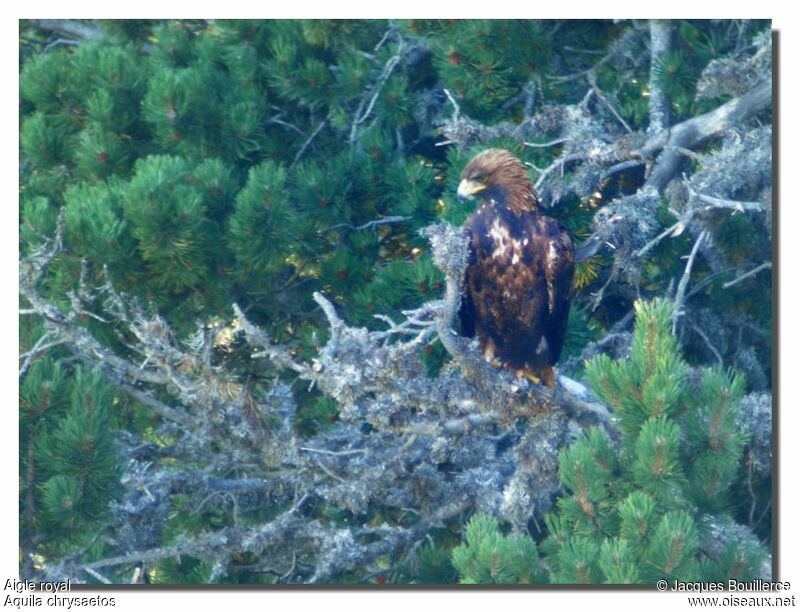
[448,299,766,584]
[21,357,121,552]
[19,19,771,584]
[540,299,765,584]
[451,514,544,584]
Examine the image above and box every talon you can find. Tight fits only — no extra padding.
[515,366,556,388]
[516,369,541,384]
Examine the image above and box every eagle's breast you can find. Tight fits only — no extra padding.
[460,202,573,372]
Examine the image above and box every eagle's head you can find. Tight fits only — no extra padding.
[457,148,538,214]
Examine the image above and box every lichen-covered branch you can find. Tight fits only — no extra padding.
[643,79,771,192]
[26,19,105,42]
[21,214,614,584]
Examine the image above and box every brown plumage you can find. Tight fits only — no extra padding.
[456,149,574,388]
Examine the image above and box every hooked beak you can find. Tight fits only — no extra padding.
[457,179,486,202]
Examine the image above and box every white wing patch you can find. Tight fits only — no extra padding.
[546,240,557,314]
[489,218,511,259]
[489,217,527,265]
[548,242,558,266]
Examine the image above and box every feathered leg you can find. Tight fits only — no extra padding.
[539,366,556,388]
[480,336,502,368]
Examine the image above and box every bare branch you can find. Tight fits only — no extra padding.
[647,20,672,135]
[591,265,618,312]
[268,114,304,135]
[299,447,366,457]
[318,215,407,234]
[373,24,394,52]
[644,80,771,191]
[636,222,683,259]
[26,19,104,41]
[82,566,112,585]
[21,275,169,389]
[691,322,724,367]
[524,138,568,149]
[723,262,772,289]
[105,374,196,429]
[534,154,583,193]
[443,88,460,121]
[232,303,308,375]
[350,36,405,146]
[291,120,326,168]
[42,38,80,53]
[602,159,646,180]
[588,73,633,134]
[672,229,709,334]
[693,191,764,214]
[548,32,625,83]
[311,292,345,339]
[19,334,65,379]
[24,215,618,584]
[563,45,605,56]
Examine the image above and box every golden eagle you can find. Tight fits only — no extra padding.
[456,149,574,387]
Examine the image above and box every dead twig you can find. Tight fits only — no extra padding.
[691,322,724,366]
[350,36,405,146]
[524,138,568,149]
[587,73,633,134]
[723,262,772,289]
[672,229,709,335]
[319,215,407,234]
[291,120,326,168]
[443,88,460,122]
[647,20,672,135]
